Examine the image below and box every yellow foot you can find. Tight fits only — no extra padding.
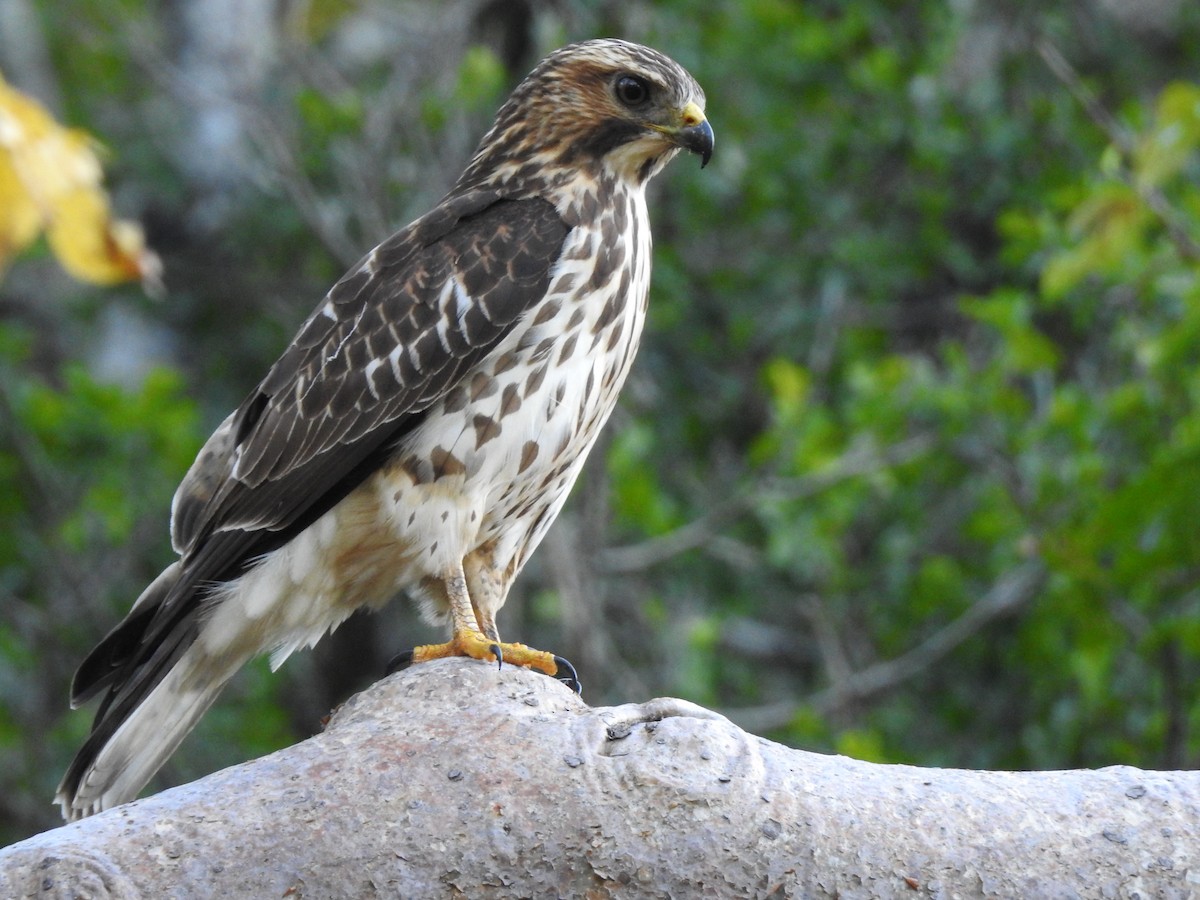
[386,631,582,693]
[415,630,559,675]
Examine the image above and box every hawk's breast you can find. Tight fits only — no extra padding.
[380,182,652,580]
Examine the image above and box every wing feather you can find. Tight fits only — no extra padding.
[172,193,569,559]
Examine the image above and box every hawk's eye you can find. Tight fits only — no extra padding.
[614,75,651,108]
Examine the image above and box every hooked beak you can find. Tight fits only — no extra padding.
[663,101,714,168]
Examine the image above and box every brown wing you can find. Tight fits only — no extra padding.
[176,191,568,553]
[72,192,569,708]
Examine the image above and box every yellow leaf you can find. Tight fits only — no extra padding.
[0,151,41,262]
[0,79,56,268]
[48,188,158,286]
[0,72,160,289]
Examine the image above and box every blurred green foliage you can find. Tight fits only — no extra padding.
[628,0,1200,773]
[1,0,1199,843]
[0,329,201,828]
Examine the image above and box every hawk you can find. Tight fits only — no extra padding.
[57,38,712,821]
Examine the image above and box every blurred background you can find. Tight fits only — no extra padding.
[3,0,1200,843]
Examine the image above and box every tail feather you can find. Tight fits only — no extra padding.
[71,562,182,708]
[57,561,244,821]
[56,643,239,820]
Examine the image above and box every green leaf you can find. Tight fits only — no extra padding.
[1134,82,1200,187]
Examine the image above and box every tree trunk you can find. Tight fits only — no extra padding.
[2,658,1197,898]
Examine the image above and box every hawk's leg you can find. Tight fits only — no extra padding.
[389,563,578,690]
[463,552,581,691]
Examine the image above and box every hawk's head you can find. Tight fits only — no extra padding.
[456,39,712,191]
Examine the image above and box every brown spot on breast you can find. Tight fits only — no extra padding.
[399,456,429,485]
[500,384,522,418]
[524,364,548,397]
[473,415,501,448]
[591,295,621,334]
[518,440,539,473]
[532,336,556,362]
[589,242,625,291]
[532,299,562,326]
[431,446,467,478]
[531,505,553,534]
[540,460,569,489]
[492,351,519,375]
[612,195,628,235]
[605,321,626,352]
[581,190,599,220]
[557,334,579,365]
[566,235,594,261]
[567,308,585,330]
[600,211,617,245]
[617,268,632,298]
[470,372,498,401]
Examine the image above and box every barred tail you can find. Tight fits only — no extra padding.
[56,562,244,821]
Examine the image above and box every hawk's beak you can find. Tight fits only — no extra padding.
[665,101,714,168]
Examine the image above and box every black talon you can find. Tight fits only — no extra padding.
[489,643,504,670]
[385,649,414,675]
[552,655,583,695]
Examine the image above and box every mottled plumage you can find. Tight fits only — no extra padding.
[57,38,712,820]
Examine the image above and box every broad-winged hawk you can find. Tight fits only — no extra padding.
[57,38,712,821]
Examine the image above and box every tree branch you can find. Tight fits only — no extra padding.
[3,657,1196,898]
